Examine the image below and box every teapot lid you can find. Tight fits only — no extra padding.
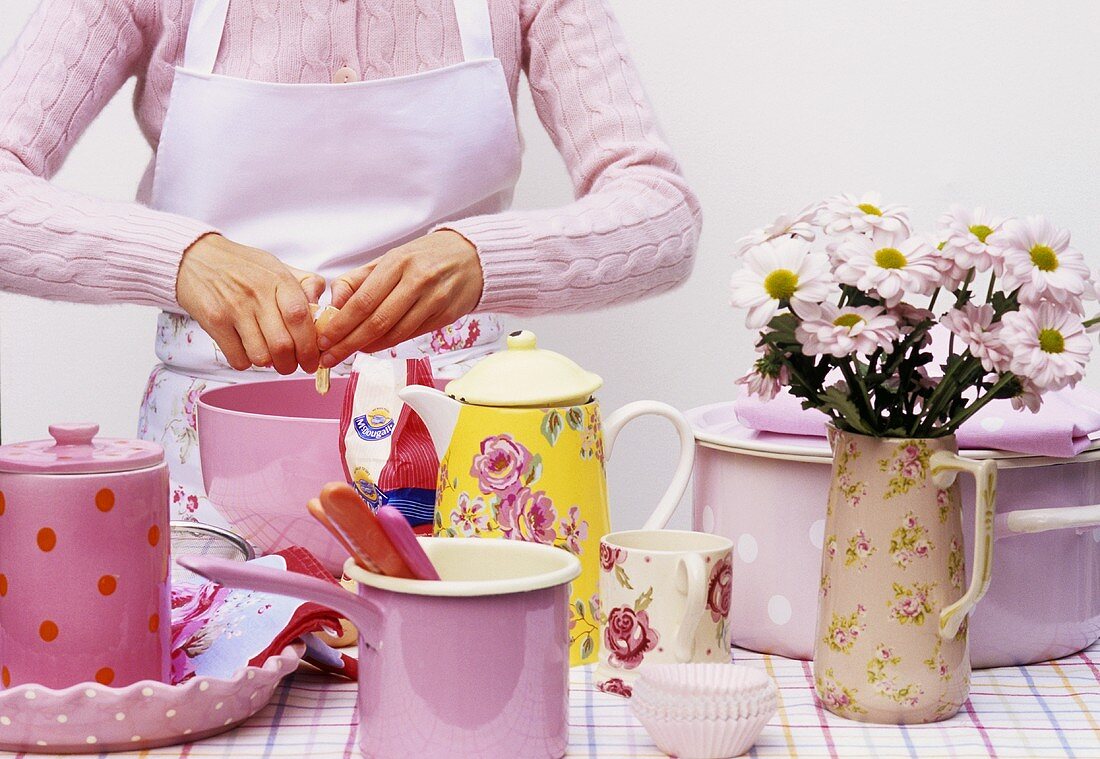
[0,424,165,474]
[444,330,603,407]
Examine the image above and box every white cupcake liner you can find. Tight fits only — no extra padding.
[631,710,774,759]
[629,664,778,759]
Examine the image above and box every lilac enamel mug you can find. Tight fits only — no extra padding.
[182,538,581,759]
[0,424,171,689]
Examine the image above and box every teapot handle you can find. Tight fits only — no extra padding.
[604,401,695,531]
[930,451,998,640]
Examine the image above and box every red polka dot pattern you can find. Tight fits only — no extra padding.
[39,620,58,642]
[95,489,115,512]
[36,528,56,552]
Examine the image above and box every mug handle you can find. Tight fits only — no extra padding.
[604,401,696,530]
[930,451,998,640]
[673,553,707,662]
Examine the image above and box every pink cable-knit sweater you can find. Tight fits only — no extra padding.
[0,0,700,314]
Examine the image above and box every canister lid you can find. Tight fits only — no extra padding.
[0,424,165,474]
[444,330,603,407]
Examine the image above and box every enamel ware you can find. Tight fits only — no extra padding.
[198,377,352,573]
[687,403,1100,668]
[400,330,696,665]
[0,644,301,754]
[0,424,171,689]
[181,538,580,759]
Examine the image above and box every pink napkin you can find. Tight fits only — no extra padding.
[733,386,1100,458]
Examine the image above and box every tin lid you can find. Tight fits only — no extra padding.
[444,330,603,407]
[0,424,165,474]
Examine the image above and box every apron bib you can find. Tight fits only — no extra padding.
[141,0,521,524]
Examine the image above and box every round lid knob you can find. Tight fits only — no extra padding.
[506,330,538,351]
[48,423,100,448]
[444,330,603,407]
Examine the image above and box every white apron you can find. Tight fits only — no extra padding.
[139,0,521,524]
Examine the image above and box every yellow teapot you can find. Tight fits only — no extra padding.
[399,330,695,665]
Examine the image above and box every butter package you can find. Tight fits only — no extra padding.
[339,355,439,530]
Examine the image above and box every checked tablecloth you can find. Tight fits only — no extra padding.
[11,643,1100,758]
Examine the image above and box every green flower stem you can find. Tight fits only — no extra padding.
[953,271,976,308]
[915,355,981,435]
[839,360,880,434]
[1084,315,1100,329]
[875,324,933,380]
[941,373,1018,435]
[985,273,997,303]
[928,289,941,311]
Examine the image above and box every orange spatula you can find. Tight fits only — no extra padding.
[318,482,416,579]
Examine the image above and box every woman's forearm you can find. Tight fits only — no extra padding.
[0,150,214,309]
[442,0,702,315]
[0,0,215,310]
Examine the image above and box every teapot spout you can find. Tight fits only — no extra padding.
[399,385,461,462]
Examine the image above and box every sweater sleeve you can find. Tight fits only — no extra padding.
[442,0,701,315]
[0,0,216,309]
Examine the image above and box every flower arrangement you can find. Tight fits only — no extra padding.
[730,193,1099,437]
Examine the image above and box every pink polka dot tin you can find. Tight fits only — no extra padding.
[0,424,171,689]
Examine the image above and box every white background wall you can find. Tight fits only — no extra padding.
[3,1,1100,531]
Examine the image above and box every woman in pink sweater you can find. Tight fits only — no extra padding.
[0,0,699,523]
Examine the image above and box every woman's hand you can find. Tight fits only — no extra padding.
[176,234,327,374]
[317,230,484,366]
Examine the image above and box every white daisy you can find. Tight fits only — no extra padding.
[990,217,1091,308]
[732,204,819,259]
[1000,303,1092,391]
[815,192,911,237]
[729,237,836,329]
[833,232,943,306]
[937,206,1006,274]
[795,302,902,358]
[940,304,1011,373]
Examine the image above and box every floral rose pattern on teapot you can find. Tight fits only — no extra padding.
[436,431,591,557]
[432,404,606,663]
[813,430,990,724]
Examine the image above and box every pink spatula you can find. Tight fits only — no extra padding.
[375,506,441,581]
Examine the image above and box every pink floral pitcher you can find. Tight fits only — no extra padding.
[813,429,997,723]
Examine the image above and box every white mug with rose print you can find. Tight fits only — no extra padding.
[595,530,734,697]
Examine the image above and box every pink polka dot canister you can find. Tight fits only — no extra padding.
[0,424,170,689]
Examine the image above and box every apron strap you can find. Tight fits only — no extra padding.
[452,0,496,61]
[183,0,231,74]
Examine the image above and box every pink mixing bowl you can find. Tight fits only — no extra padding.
[197,378,351,573]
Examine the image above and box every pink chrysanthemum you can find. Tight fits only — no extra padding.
[795,302,902,358]
[815,192,911,237]
[937,206,1006,274]
[1000,303,1092,391]
[833,232,943,306]
[990,217,1091,309]
[732,204,818,259]
[940,304,1011,373]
